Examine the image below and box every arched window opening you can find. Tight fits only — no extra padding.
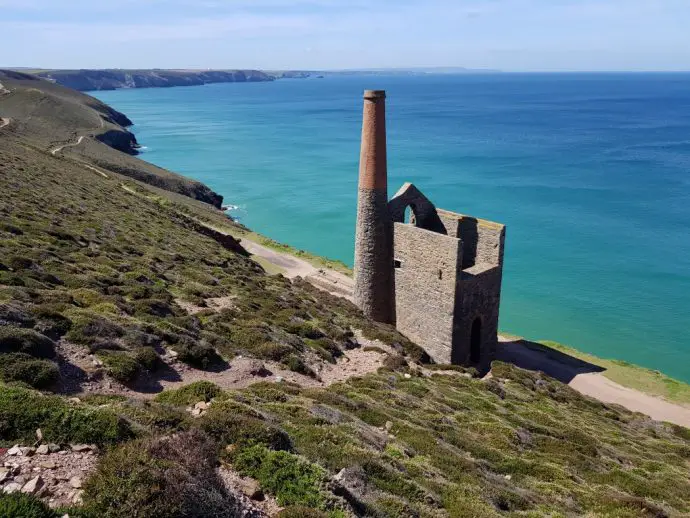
[470,318,482,364]
[404,205,413,224]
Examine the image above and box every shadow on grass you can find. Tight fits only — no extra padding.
[496,338,605,384]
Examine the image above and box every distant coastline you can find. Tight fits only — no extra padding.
[10,67,501,92]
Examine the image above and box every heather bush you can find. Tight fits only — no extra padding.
[81,430,242,518]
[0,352,59,389]
[155,381,223,406]
[0,326,55,358]
[0,385,132,446]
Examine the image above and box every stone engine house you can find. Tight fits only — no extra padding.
[354,90,506,369]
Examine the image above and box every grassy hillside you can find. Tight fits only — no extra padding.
[0,77,689,517]
[0,70,222,206]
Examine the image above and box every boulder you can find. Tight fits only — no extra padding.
[21,476,44,494]
[36,445,50,455]
[69,476,83,489]
[2,482,21,494]
[71,444,97,453]
[6,445,22,456]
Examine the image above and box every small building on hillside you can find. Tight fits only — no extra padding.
[353,90,506,370]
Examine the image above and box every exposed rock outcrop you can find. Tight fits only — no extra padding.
[95,128,140,155]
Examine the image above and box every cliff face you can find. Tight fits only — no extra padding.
[36,69,275,92]
[95,128,140,155]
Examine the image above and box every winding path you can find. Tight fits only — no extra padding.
[496,337,690,427]
[51,135,85,155]
[241,239,354,300]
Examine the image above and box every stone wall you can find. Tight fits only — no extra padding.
[393,223,462,363]
[437,209,505,269]
[452,264,503,372]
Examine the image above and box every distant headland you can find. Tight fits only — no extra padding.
[7,67,500,92]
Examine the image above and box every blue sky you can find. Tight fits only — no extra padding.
[0,0,688,71]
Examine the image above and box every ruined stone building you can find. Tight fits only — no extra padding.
[354,90,506,370]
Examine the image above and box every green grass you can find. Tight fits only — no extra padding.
[232,445,329,509]
[0,493,59,518]
[538,340,690,405]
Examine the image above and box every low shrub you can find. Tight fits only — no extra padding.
[0,385,132,446]
[381,354,408,371]
[0,326,55,358]
[96,351,141,383]
[132,298,176,318]
[155,381,224,406]
[233,445,328,508]
[31,310,72,341]
[134,347,161,371]
[200,402,291,451]
[0,303,34,327]
[81,430,242,518]
[254,342,293,362]
[65,316,124,346]
[0,492,57,518]
[171,338,222,370]
[113,400,189,435]
[284,355,315,377]
[0,352,59,389]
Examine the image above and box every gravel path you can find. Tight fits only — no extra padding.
[241,239,354,300]
[496,336,690,427]
[51,135,84,155]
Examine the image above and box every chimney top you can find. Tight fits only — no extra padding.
[363,90,386,100]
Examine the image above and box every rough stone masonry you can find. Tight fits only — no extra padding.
[353,90,506,372]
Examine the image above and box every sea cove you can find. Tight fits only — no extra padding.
[95,73,690,382]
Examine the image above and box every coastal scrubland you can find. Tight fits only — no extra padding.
[0,70,689,517]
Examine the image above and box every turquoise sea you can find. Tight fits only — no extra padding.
[94,73,690,383]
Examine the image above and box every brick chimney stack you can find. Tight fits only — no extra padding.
[353,90,395,324]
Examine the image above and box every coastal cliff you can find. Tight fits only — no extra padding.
[35,68,274,92]
[0,69,223,207]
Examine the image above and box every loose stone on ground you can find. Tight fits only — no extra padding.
[1,443,98,508]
